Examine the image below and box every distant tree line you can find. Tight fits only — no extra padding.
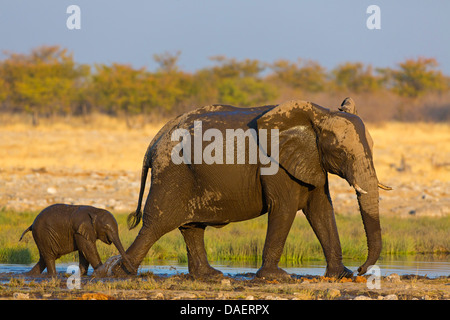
[0,46,448,125]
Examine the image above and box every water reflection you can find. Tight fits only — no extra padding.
[138,256,449,278]
[1,255,448,278]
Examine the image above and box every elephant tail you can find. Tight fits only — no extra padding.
[19,225,32,241]
[127,151,151,230]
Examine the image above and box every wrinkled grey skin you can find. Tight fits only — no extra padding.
[20,204,134,276]
[339,97,392,191]
[108,99,385,279]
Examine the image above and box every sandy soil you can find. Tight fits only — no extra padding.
[0,272,448,300]
[0,122,449,216]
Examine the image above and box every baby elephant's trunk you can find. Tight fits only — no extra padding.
[111,235,136,274]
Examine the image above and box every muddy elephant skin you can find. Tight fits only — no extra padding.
[117,99,383,279]
[20,204,133,276]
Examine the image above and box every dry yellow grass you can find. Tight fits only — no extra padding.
[0,114,448,216]
[1,115,448,183]
[368,122,450,185]
[0,114,164,172]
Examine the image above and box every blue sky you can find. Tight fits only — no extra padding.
[1,0,449,74]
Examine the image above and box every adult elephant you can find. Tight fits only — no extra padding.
[112,99,385,279]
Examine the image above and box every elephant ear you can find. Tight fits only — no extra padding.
[74,210,97,242]
[338,97,374,154]
[257,101,326,188]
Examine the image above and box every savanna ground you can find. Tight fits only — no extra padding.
[0,114,448,300]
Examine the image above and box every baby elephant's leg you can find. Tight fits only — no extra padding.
[75,234,102,270]
[78,251,90,275]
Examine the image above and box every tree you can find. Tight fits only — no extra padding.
[379,57,448,97]
[153,51,181,73]
[332,62,381,93]
[0,46,89,125]
[217,77,277,107]
[270,58,327,92]
[209,56,265,79]
[91,63,150,117]
[152,51,197,113]
[204,56,277,106]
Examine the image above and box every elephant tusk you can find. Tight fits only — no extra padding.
[378,182,393,191]
[353,183,368,194]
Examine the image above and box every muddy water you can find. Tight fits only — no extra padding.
[1,256,448,278]
[139,256,449,278]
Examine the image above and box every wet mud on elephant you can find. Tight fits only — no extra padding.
[101,99,389,279]
[20,204,134,276]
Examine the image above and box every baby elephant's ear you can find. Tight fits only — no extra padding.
[74,212,97,242]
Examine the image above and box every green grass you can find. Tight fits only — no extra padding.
[0,209,448,265]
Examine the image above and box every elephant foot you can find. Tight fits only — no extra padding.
[189,264,223,278]
[24,270,40,277]
[357,262,376,276]
[256,265,291,280]
[112,261,136,276]
[93,255,137,277]
[325,265,354,279]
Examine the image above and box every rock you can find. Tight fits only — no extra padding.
[217,293,228,299]
[355,276,367,283]
[13,292,30,299]
[386,273,401,283]
[384,294,398,300]
[245,295,255,300]
[173,293,197,300]
[108,199,117,207]
[265,295,283,300]
[301,279,311,284]
[221,279,231,286]
[46,187,57,195]
[153,292,164,300]
[353,295,372,300]
[79,293,115,300]
[91,202,106,209]
[293,292,313,300]
[63,197,75,205]
[326,288,341,299]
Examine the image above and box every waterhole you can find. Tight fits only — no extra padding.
[1,255,448,278]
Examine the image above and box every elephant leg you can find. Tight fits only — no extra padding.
[26,255,46,275]
[125,213,185,273]
[179,225,222,277]
[78,250,89,275]
[43,256,57,276]
[256,203,297,279]
[74,235,102,270]
[303,186,353,278]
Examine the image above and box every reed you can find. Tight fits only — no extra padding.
[1,209,447,265]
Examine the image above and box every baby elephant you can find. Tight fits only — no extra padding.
[20,204,134,276]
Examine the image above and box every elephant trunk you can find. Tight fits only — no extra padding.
[352,157,382,275]
[111,234,137,274]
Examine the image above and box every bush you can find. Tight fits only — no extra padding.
[0,46,448,122]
